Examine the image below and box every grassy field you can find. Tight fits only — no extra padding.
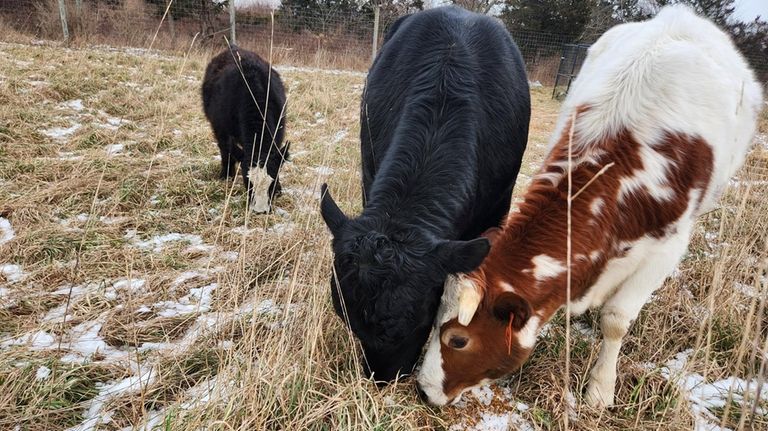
[0,40,767,431]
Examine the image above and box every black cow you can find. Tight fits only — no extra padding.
[202,46,290,213]
[320,6,531,382]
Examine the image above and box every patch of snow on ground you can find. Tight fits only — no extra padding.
[66,367,156,431]
[2,331,56,350]
[125,230,213,254]
[62,99,84,111]
[1,264,26,283]
[312,166,334,176]
[153,283,218,318]
[471,384,494,406]
[42,123,81,140]
[105,143,125,156]
[0,216,16,245]
[661,349,768,430]
[105,278,146,301]
[529,80,543,88]
[36,366,52,380]
[59,319,131,364]
[331,129,348,145]
[268,222,295,235]
[57,151,83,161]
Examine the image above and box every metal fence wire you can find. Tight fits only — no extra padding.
[0,0,766,85]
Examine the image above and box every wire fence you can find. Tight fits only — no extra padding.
[0,0,766,86]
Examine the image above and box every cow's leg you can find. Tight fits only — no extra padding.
[214,133,237,179]
[585,232,690,408]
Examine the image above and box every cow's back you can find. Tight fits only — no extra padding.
[361,6,530,238]
[202,48,286,141]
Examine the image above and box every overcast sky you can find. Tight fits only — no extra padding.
[734,0,768,22]
[236,0,768,23]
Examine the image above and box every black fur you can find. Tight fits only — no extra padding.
[321,6,531,382]
[201,46,289,212]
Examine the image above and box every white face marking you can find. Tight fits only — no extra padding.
[590,197,605,216]
[416,329,449,406]
[248,167,274,213]
[531,254,566,281]
[517,315,541,349]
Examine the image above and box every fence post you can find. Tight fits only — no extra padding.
[371,4,380,63]
[229,0,236,45]
[57,0,69,44]
[75,0,81,15]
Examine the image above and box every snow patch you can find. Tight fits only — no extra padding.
[66,367,156,431]
[42,123,81,140]
[1,264,26,283]
[661,349,768,430]
[471,384,494,406]
[1,331,56,350]
[312,166,334,176]
[105,143,125,156]
[35,366,52,381]
[125,230,213,254]
[0,217,16,245]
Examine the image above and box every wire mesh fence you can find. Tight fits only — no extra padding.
[0,0,766,85]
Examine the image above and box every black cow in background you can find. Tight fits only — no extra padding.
[320,6,531,382]
[202,46,290,214]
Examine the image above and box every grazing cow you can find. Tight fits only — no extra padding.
[202,46,290,214]
[417,5,763,407]
[320,6,530,383]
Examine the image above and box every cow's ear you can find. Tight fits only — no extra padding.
[320,184,348,236]
[437,237,490,274]
[492,292,531,330]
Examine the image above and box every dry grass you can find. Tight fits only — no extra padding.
[0,40,767,431]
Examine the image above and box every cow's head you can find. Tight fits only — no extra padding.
[416,272,540,406]
[320,184,490,382]
[249,141,290,214]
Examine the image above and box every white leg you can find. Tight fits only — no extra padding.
[585,234,690,408]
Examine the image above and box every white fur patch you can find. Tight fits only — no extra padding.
[531,254,566,281]
[517,316,541,349]
[590,198,605,216]
[498,282,515,292]
[417,329,449,406]
[248,167,274,213]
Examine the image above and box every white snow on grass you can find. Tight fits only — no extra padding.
[660,349,768,430]
[62,99,84,111]
[267,222,295,235]
[153,283,218,318]
[450,411,534,431]
[66,367,156,431]
[0,217,16,245]
[312,166,334,176]
[35,366,52,381]
[2,331,56,350]
[125,230,214,254]
[42,123,81,140]
[331,129,348,145]
[471,385,494,406]
[59,318,131,365]
[105,143,125,156]
[1,264,26,283]
[104,278,146,301]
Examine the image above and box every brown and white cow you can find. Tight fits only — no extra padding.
[416,5,764,408]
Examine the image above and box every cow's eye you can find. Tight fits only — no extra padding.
[448,335,468,349]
